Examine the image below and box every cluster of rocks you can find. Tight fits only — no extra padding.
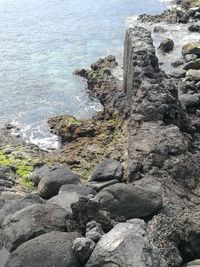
[2,1,200,266]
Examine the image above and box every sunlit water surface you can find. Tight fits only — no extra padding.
[0,0,168,149]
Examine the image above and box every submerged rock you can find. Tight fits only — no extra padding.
[158,38,174,53]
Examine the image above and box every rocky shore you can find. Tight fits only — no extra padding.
[1,0,200,266]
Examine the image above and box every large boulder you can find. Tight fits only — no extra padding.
[38,166,80,199]
[5,231,82,267]
[2,203,69,252]
[90,159,123,182]
[0,194,45,227]
[94,183,162,219]
[86,219,167,267]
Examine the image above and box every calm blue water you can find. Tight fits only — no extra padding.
[0,0,168,148]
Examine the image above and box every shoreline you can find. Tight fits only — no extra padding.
[1,0,200,266]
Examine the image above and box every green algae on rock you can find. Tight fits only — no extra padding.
[0,146,44,190]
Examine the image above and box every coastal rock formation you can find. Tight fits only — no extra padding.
[2,2,200,265]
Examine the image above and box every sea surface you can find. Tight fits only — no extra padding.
[0,0,168,149]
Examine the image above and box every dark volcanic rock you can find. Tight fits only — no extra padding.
[73,237,95,263]
[85,220,104,242]
[183,59,200,70]
[86,219,167,267]
[70,196,113,233]
[90,159,123,181]
[158,38,174,53]
[188,24,200,32]
[6,231,82,267]
[87,179,119,192]
[175,209,200,261]
[0,194,45,227]
[147,214,182,266]
[94,183,163,219]
[59,184,96,195]
[2,203,69,252]
[38,165,80,199]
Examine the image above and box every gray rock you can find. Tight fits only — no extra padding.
[73,237,95,263]
[179,94,200,109]
[158,38,174,53]
[185,54,198,62]
[176,209,200,260]
[0,247,10,267]
[169,69,186,78]
[183,59,200,70]
[0,194,45,227]
[47,191,81,211]
[29,165,50,186]
[90,159,123,182]
[59,184,96,195]
[182,43,200,57]
[86,219,167,267]
[70,196,113,233]
[86,220,104,242]
[147,214,182,266]
[188,24,200,33]
[188,7,200,17]
[184,259,200,266]
[153,26,167,33]
[2,203,69,252]
[194,12,200,19]
[38,166,80,199]
[6,231,81,267]
[87,179,119,192]
[171,59,185,67]
[186,69,200,81]
[94,183,162,219]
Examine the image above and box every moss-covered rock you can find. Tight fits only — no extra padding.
[0,145,44,190]
[182,42,200,57]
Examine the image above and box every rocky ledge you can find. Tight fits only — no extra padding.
[1,0,200,266]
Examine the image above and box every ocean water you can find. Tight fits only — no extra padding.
[0,0,168,149]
